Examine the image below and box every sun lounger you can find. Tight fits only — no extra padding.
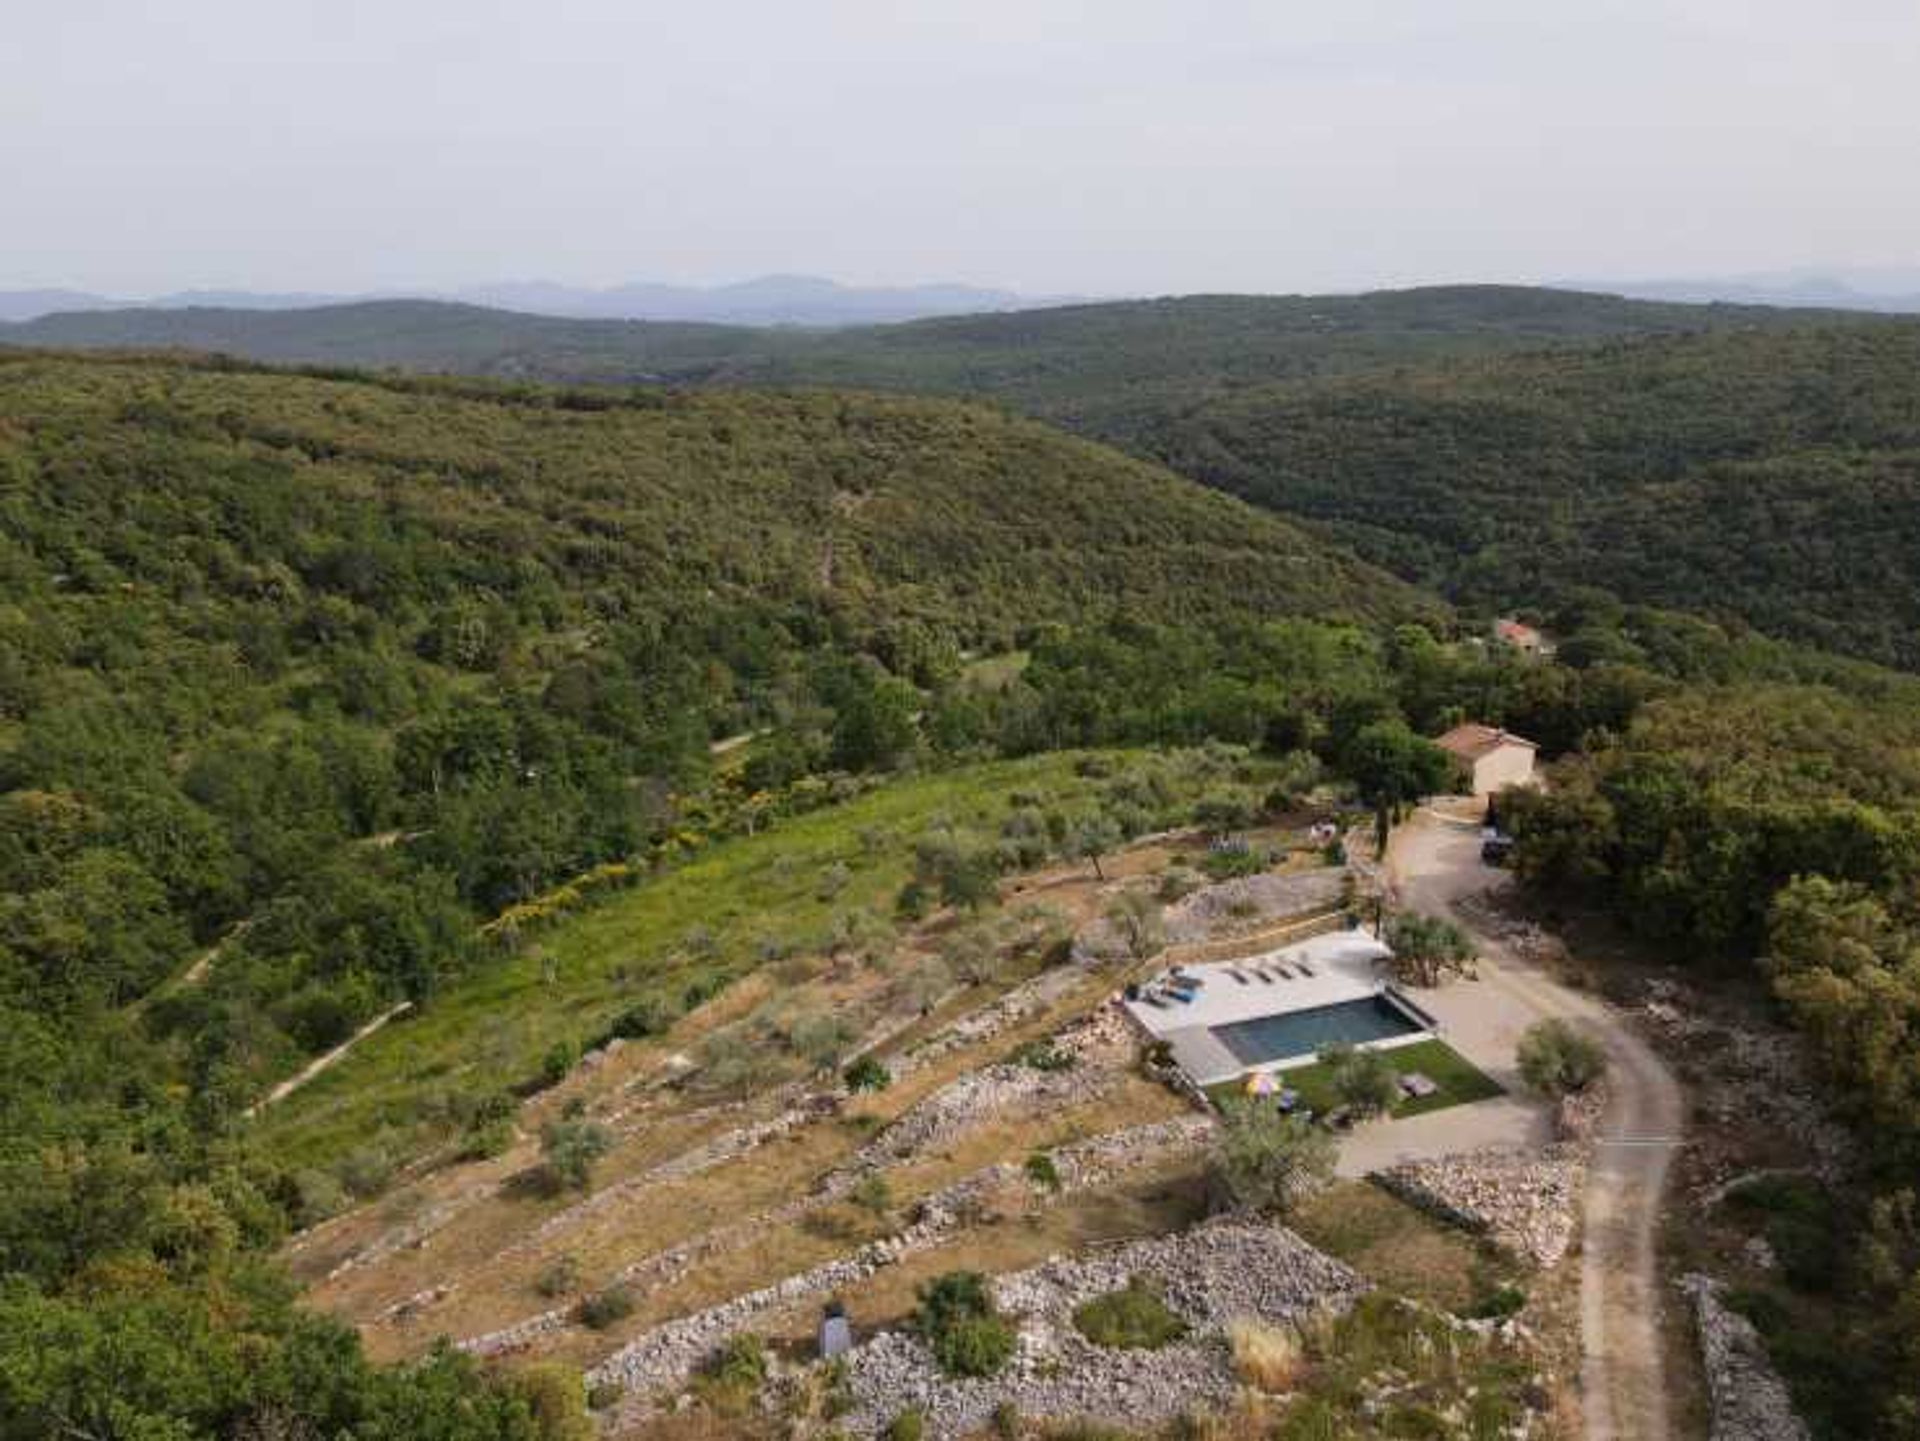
[1228,967,1251,985]
[1294,960,1316,977]
[1142,993,1169,1010]
[1399,1073,1439,1098]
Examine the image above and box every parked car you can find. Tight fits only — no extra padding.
[1481,834,1515,866]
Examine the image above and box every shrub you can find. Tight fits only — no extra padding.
[693,1027,759,1093]
[1213,1101,1336,1213]
[1515,1019,1608,1095]
[537,1039,578,1089]
[536,1119,612,1194]
[852,1174,892,1215]
[915,1271,1016,1378]
[1199,847,1267,881]
[1461,1283,1527,1320]
[895,878,934,921]
[916,1270,992,1333]
[886,1409,926,1441]
[1007,1038,1074,1073]
[990,1400,1023,1438]
[933,1313,1017,1378]
[504,1363,596,1441]
[1071,1276,1189,1350]
[575,1284,634,1330]
[1156,868,1203,902]
[1321,1041,1400,1118]
[460,1116,516,1161]
[789,1010,857,1069]
[534,1253,581,1298]
[1024,1151,1062,1192]
[695,1333,768,1413]
[1723,1175,1842,1293]
[585,1380,624,1411]
[337,1139,400,1199]
[1226,1317,1305,1391]
[289,1168,348,1227]
[610,995,677,1039]
[844,1055,891,1092]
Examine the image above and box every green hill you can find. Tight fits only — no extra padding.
[2,285,1854,437]
[0,349,1424,1047]
[1141,324,1920,667]
[13,287,1909,667]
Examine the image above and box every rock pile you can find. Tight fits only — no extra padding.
[1681,1275,1811,1441]
[579,1117,1216,1413]
[840,1217,1365,1437]
[1163,868,1347,946]
[1372,1143,1588,1267]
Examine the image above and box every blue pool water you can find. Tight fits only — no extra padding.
[1212,994,1422,1067]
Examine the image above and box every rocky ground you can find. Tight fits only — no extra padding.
[1634,977,1854,1187]
[1074,866,1346,963]
[1369,1084,1604,1268]
[840,1216,1366,1438]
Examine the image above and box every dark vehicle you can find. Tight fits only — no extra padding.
[1481,834,1515,866]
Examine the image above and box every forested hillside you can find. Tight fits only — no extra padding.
[0,351,1451,1435]
[0,348,1420,1037]
[2,285,1846,439]
[1147,325,1920,668]
[16,290,1917,672]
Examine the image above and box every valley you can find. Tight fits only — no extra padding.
[5,324,1920,1441]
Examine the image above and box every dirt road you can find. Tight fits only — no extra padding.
[1389,804,1685,1441]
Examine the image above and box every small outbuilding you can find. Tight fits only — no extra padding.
[1435,723,1538,798]
[818,1301,853,1359]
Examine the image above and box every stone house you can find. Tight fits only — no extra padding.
[1434,723,1538,797]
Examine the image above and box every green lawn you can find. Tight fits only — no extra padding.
[1206,1038,1502,1121]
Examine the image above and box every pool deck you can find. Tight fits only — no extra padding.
[1125,929,1428,1086]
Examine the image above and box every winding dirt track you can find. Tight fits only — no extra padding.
[1390,805,1684,1441]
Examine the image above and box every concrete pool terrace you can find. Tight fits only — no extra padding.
[1122,930,1438,1087]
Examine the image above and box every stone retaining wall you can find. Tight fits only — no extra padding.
[1681,1274,1811,1441]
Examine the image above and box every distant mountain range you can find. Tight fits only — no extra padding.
[0,274,1080,327]
[1581,267,1920,314]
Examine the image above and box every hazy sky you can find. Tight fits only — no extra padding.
[6,0,1918,296]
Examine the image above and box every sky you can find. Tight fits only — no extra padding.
[5,0,1919,298]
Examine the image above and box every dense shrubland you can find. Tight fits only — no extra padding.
[1146,325,1920,670]
[1502,673,1920,1433]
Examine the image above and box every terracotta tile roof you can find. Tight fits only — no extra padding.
[1434,722,1538,761]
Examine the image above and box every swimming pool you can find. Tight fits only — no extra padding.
[1211,994,1423,1068]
